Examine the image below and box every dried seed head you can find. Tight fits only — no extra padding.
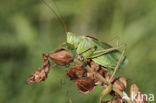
[101,99,122,103]
[26,62,50,84]
[26,68,47,84]
[113,79,125,92]
[75,77,95,94]
[26,55,50,84]
[66,65,85,80]
[118,76,127,88]
[49,49,73,66]
[105,73,115,83]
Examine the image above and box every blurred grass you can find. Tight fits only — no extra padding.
[0,0,156,103]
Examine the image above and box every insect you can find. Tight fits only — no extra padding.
[26,0,132,103]
[26,0,127,84]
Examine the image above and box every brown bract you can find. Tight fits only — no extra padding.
[113,80,125,92]
[118,76,127,88]
[66,65,85,80]
[49,49,73,66]
[113,76,127,92]
[75,77,95,94]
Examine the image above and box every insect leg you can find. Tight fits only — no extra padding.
[107,36,120,46]
[87,44,126,58]
[108,49,126,83]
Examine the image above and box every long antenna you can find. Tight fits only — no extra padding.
[41,0,67,33]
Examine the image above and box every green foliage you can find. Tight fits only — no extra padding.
[0,0,156,103]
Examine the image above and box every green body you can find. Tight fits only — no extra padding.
[66,32,127,68]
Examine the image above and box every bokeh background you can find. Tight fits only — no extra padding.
[0,0,155,103]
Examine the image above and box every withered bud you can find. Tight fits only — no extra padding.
[118,76,127,88]
[75,77,95,94]
[26,68,47,84]
[66,65,85,80]
[26,54,50,84]
[49,49,73,66]
[113,79,125,92]
[101,99,122,103]
[105,73,115,83]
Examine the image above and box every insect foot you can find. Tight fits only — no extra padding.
[66,64,85,80]
[49,49,73,66]
[75,77,95,94]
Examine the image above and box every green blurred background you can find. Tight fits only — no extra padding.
[0,0,155,103]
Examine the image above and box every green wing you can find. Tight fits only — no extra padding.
[92,41,128,68]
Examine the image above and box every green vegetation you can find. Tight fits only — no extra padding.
[0,0,155,103]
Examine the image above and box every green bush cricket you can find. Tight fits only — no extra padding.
[26,0,128,84]
[25,1,132,102]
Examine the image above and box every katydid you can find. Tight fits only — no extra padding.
[26,0,128,85]
[25,1,148,103]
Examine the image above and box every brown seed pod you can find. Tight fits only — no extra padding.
[75,77,95,94]
[118,76,127,88]
[26,54,50,84]
[112,76,127,93]
[113,79,125,92]
[66,65,85,80]
[49,49,73,66]
[101,99,122,103]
